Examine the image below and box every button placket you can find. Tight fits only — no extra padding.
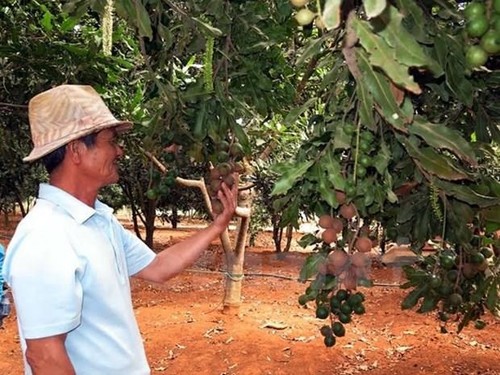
[100,214,126,283]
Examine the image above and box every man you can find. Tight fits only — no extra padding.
[2,85,237,374]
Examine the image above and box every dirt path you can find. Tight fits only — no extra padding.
[1,225,499,374]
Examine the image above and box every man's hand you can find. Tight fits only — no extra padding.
[135,172,240,284]
[212,173,239,229]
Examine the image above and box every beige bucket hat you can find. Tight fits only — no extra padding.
[24,84,132,162]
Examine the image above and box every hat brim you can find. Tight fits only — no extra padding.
[23,120,133,162]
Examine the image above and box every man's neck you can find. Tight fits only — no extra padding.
[49,173,99,207]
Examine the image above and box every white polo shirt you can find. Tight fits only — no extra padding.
[3,183,156,374]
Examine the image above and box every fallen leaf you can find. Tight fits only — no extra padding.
[260,321,288,330]
[395,345,412,353]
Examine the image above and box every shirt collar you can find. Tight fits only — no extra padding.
[38,183,113,224]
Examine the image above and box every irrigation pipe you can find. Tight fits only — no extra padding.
[185,268,403,288]
[0,234,401,287]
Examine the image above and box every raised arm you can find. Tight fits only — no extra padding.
[134,180,238,283]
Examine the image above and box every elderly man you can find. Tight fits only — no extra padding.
[2,85,237,374]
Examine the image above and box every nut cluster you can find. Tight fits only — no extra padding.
[206,140,244,214]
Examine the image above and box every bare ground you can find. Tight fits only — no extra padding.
[1,222,499,375]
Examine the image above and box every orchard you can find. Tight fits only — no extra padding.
[0,0,499,363]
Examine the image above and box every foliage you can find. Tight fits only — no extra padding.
[248,114,307,250]
[0,0,132,216]
[60,0,308,247]
[1,0,499,338]
[272,0,500,337]
[401,244,499,333]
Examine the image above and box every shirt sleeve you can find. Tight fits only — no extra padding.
[6,229,82,339]
[112,218,156,276]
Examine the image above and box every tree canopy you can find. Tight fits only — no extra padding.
[0,0,499,337]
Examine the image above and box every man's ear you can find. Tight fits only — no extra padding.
[66,141,83,163]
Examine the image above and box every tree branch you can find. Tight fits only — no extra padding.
[140,147,250,218]
[0,102,28,109]
[341,10,362,81]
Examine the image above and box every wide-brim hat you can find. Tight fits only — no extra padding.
[24,84,133,162]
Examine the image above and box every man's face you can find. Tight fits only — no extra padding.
[79,128,124,188]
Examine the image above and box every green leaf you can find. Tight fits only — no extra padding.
[231,123,250,149]
[192,17,223,37]
[299,253,326,282]
[363,0,387,19]
[321,60,349,90]
[356,81,376,130]
[321,148,346,190]
[433,180,500,208]
[353,18,421,94]
[324,275,338,289]
[396,201,414,224]
[401,284,427,310]
[470,276,494,304]
[356,49,411,131]
[322,0,342,30]
[400,281,415,289]
[432,33,448,70]
[418,293,439,313]
[297,233,320,248]
[399,136,471,181]
[272,160,314,196]
[446,60,474,108]
[375,6,443,76]
[363,182,375,206]
[386,189,398,203]
[451,200,475,224]
[395,0,433,44]
[358,278,374,287]
[481,205,500,225]
[281,199,300,228]
[318,176,338,208]
[115,0,152,40]
[373,142,391,174]
[409,118,477,166]
[486,280,499,314]
[134,0,153,40]
[41,10,53,32]
[413,205,431,243]
[284,98,317,126]
[333,124,353,150]
[457,306,475,333]
[62,0,89,14]
[476,102,500,143]
[193,103,207,139]
[435,33,473,107]
[297,36,328,66]
[61,16,82,32]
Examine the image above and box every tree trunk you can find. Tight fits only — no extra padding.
[141,153,253,315]
[222,189,252,314]
[222,252,244,314]
[130,199,143,241]
[171,206,178,229]
[283,224,293,252]
[2,210,8,228]
[14,190,26,217]
[144,199,156,248]
[271,214,283,252]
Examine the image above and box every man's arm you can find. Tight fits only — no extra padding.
[25,334,75,375]
[135,180,238,283]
